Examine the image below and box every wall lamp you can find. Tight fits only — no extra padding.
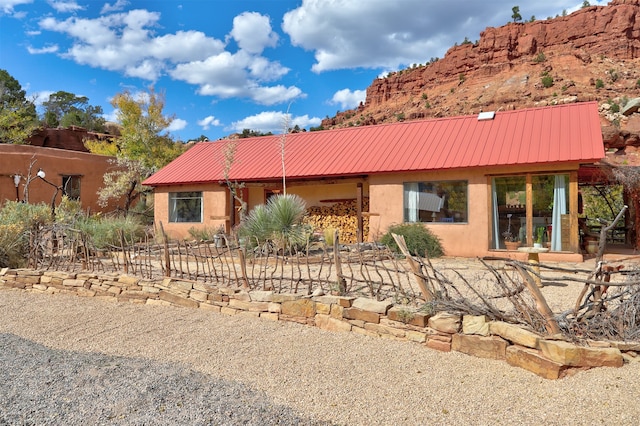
[37,168,62,219]
[13,174,21,202]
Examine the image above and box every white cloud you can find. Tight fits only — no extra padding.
[229,12,278,55]
[27,44,59,54]
[282,0,604,72]
[30,90,54,106]
[0,0,32,15]
[197,115,221,130]
[167,118,187,132]
[101,0,128,14]
[34,8,300,105]
[47,0,83,13]
[229,111,321,134]
[330,88,366,110]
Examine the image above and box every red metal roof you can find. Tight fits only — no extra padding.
[143,102,604,186]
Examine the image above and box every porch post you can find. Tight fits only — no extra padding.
[356,182,363,243]
[569,171,579,252]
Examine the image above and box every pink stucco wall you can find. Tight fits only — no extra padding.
[0,144,121,213]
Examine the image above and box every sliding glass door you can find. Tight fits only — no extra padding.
[491,174,570,251]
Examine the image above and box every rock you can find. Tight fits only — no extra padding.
[351,297,393,314]
[428,312,461,334]
[462,315,490,336]
[506,345,570,380]
[539,339,624,368]
[489,321,541,349]
[452,334,508,360]
[281,299,316,317]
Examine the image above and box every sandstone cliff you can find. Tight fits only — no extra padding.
[322,0,640,165]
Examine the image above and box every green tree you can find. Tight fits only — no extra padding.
[0,69,39,144]
[85,88,185,214]
[512,6,522,22]
[582,1,591,7]
[42,91,106,132]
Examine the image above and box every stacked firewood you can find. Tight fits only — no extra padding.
[304,198,369,244]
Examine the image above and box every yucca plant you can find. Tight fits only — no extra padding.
[239,194,311,254]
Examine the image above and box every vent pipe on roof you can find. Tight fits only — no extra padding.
[477,111,495,121]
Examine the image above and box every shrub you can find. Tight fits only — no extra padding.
[534,51,546,63]
[541,75,554,88]
[595,79,604,89]
[75,215,145,249]
[238,194,312,254]
[380,223,443,258]
[0,201,51,268]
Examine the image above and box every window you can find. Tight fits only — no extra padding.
[491,174,570,251]
[404,181,468,223]
[169,191,203,223]
[62,175,81,200]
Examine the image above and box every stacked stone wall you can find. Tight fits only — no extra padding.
[2,267,637,379]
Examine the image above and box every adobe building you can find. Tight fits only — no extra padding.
[143,102,607,261]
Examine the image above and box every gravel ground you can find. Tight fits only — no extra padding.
[2,258,640,425]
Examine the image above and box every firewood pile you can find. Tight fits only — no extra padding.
[304,198,369,244]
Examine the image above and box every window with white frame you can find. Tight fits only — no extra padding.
[169,191,203,223]
[404,181,468,223]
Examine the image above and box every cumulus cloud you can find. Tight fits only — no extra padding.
[47,0,83,13]
[27,44,58,54]
[101,0,128,14]
[34,8,301,105]
[282,0,599,72]
[0,0,32,15]
[229,111,321,134]
[167,118,187,132]
[329,88,366,110]
[229,12,278,54]
[197,115,221,130]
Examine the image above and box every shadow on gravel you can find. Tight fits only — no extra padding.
[0,333,333,426]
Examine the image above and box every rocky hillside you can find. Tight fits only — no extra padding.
[322,0,640,165]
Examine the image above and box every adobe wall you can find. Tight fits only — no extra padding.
[368,163,585,262]
[0,145,120,212]
[153,183,227,240]
[1,267,633,380]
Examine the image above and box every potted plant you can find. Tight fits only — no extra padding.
[502,214,521,250]
[534,226,545,248]
[213,225,226,248]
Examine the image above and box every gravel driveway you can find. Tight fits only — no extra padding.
[2,287,640,425]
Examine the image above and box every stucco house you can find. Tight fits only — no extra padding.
[143,102,605,262]
[0,144,120,213]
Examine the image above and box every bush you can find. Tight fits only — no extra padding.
[75,215,145,249]
[238,194,312,254]
[0,201,51,268]
[380,223,443,258]
[541,75,554,88]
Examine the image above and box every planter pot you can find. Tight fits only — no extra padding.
[586,239,599,254]
[213,234,226,248]
[533,243,542,248]
[504,241,521,251]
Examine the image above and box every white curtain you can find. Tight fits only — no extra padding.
[491,179,501,249]
[405,183,419,222]
[551,175,567,251]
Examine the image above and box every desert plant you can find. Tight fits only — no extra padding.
[534,51,546,63]
[239,194,312,254]
[541,75,554,88]
[75,215,145,249]
[595,79,604,89]
[0,201,51,267]
[380,223,443,258]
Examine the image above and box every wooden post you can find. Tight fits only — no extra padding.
[391,233,434,302]
[333,229,346,294]
[356,182,363,244]
[159,221,171,277]
[513,263,561,335]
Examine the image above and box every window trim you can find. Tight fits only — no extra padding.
[403,180,469,224]
[169,191,203,223]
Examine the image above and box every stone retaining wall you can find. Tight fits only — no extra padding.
[2,268,637,379]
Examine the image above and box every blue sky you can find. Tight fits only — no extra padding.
[0,0,606,141]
